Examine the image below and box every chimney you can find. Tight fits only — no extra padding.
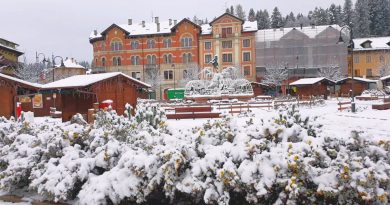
[174,19,177,25]
[142,21,145,27]
[169,19,172,26]
[93,30,97,35]
[300,23,303,30]
[71,58,74,63]
[157,22,160,32]
[128,19,132,25]
[155,17,159,24]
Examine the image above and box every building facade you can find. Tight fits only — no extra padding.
[199,13,257,81]
[0,38,23,76]
[90,18,201,99]
[352,37,390,79]
[255,25,348,81]
[40,57,87,84]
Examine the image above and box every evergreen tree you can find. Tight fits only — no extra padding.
[354,0,371,37]
[329,3,342,25]
[235,4,246,20]
[342,0,354,27]
[248,8,256,22]
[257,9,271,29]
[271,7,283,28]
[225,8,230,14]
[369,0,390,36]
[230,5,234,15]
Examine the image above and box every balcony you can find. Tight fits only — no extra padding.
[92,67,107,73]
[221,33,234,38]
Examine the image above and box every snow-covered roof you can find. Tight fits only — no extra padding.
[256,25,342,42]
[200,21,257,35]
[290,77,333,86]
[337,77,377,83]
[353,36,390,51]
[0,73,41,88]
[55,58,85,69]
[41,72,150,89]
[380,74,390,81]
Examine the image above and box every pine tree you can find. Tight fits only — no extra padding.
[235,4,246,20]
[354,0,371,37]
[329,3,342,25]
[257,9,271,29]
[230,5,234,15]
[225,8,230,14]
[271,7,283,28]
[343,0,354,27]
[248,8,256,22]
[369,0,390,36]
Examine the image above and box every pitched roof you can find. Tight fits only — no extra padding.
[210,13,244,25]
[41,72,150,89]
[0,44,24,56]
[380,74,390,81]
[353,36,390,51]
[290,77,334,86]
[0,73,41,89]
[256,25,342,42]
[336,77,377,84]
[171,18,201,31]
[55,58,85,69]
[201,21,257,35]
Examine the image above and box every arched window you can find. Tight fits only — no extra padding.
[131,56,140,65]
[181,37,193,48]
[163,38,172,48]
[101,42,106,51]
[113,57,121,66]
[147,39,155,49]
[164,54,172,64]
[131,41,139,49]
[101,57,106,66]
[110,41,122,51]
[147,55,156,65]
[182,53,192,63]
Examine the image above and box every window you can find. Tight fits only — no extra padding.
[163,54,172,64]
[183,53,192,63]
[243,39,250,47]
[204,41,212,50]
[380,55,385,63]
[147,55,156,65]
[101,58,106,66]
[221,27,233,38]
[147,39,155,49]
[131,72,141,80]
[101,42,106,51]
[222,53,232,62]
[222,41,232,49]
[366,55,371,63]
[131,56,140,65]
[366,68,372,77]
[163,38,172,48]
[164,70,173,80]
[204,54,212,64]
[181,37,193,48]
[131,41,139,49]
[354,56,359,63]
[244,66,251,76]
[110,41,122,51]
[243,52,251,62]
[113,57,121,66]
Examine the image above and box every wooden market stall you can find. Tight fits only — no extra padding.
[335,77,377,96]
[290,77,335,98]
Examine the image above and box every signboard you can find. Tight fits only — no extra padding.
[33,94,43,108]
[19,96,31,103]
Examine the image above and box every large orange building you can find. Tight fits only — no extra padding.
[89,17,201,99]
[199,13,257,81]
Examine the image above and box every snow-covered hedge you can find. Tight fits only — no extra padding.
[0,104,389,205]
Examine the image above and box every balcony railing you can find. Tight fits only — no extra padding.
[221,33,234,38]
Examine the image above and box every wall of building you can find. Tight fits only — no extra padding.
[0,84,14,118]
[352,50,390,78]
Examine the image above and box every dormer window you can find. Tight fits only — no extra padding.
[387,41,390,47]
[360,40,372,48]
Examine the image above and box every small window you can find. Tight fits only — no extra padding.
[164,54,172,64]
[164,70,174,80]
[111,41,122,51]
[164,38,172,48]
[147,55,156,65]
[366,55,371,63]
[366,68,372,77]
[354,56,359,64]
[244,66,251,76]
[102,58,106,66]
[181,37,193,48]
[221,27,233,38]
[222,53,232,62]
[204,54,212,64]
[243,39,250,48]
[183,53,192,63]
[131,72,141,80]
[380,55,385,63]
[131,41,139,49]
[101,42,106,51]
[131,56,140,65]
[113,57,121,66]
[222,41,232,49]
[204,41,212,50]
[243,52,251,62]
[147,39,155,49]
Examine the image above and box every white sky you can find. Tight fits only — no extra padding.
[0,0,350,63]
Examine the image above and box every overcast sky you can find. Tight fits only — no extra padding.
[0,0,350,63]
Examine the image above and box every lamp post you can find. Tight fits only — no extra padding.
[338,25,355,112]
[172,64,176,90]
[52,55,65,82]
[285,63,289,95]
[35,52,47,64]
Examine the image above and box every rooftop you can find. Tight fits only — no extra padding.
[353,36,390,51]
[290,77,333,86]
[0,72,41,88]
[55,58,85,69]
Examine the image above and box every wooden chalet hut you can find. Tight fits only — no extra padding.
[41,72,150,122]
[380,75,390,87]
[290,77,335,97]
[335,77,377,96]
[251,82,271,96]
[0,73,41,118]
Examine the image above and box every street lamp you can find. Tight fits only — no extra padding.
[35,52,48,64]
[52,55,65,82]
[337,25,356,112]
